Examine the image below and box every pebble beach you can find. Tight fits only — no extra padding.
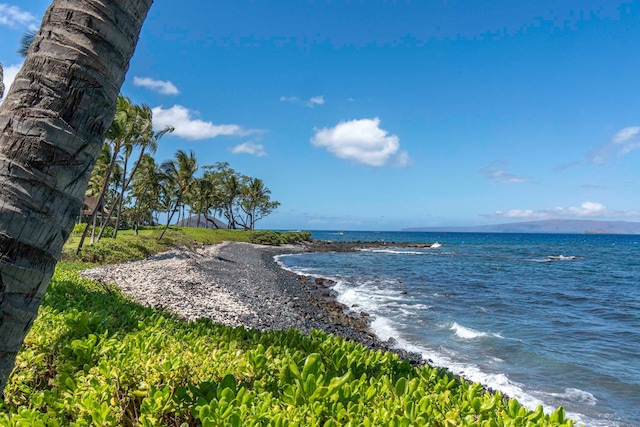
[80,241,421,363]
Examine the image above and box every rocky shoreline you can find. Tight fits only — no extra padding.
[81,240,426,364]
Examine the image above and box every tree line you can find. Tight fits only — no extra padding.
[77,95,280,252]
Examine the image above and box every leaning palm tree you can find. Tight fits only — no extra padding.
[76,94,137,250]
[112,108,172,238]
[0,0,153,394]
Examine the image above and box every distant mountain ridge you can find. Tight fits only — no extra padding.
[403,219,640,234]
[177,215,228,229]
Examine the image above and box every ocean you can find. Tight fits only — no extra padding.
[275,231,640,427]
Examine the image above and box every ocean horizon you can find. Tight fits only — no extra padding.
[276,231,640,427]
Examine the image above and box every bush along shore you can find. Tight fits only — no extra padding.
[0,228,578,426]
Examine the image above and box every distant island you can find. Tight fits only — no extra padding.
[403,219,640,234]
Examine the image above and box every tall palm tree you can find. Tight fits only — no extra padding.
[130,154,161,232]
[159,150,198,239]
[98,103,172,240]
[76,95,137,250]
[0,0,153,394]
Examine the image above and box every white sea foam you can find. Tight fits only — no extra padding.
[358,248,427,255]
[451,322,488,339]
[450,322,505,340]
[548,388,598,405]
[366,318,549,414]
[532,255,582,263]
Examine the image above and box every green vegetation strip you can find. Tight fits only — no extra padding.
[1,230,576,426]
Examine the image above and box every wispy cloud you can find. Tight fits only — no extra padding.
[552,160,581,173]
[590,126,640,165]
[0,4,37,29]
[151,105,261,140]
[311,117,411,167]
[480,160,530,183]
[133,76,179,95]
[580,184,607,190]
[488,201,640,219]
[280,95,325,108]
[307,95,324,107]
[230,142,267,157]
[280,96,298,102]
[0,63,22,101]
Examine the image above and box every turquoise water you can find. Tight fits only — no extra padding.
[276,231,640,427]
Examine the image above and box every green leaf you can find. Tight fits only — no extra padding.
[395,377,407,396]
[302,353,323,380]
[220,374,237,394]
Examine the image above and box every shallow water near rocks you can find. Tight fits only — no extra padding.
[277,231,640,427]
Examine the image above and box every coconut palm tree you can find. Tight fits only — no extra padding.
[76,95,138,250]
[0,0,153,394]
[130,154,162,232]
[97,103,172,240]
[159,150,198,239]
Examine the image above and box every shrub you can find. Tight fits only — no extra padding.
[72,223,86,236]
[249,230,282,245]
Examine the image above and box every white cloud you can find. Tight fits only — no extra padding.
[480,160,530,183]
[0,4,36,28]
[151,105,259,140]
[0,62,22,101]
[280,95,325,108]
[552,160,581,173]
[590,126,640,164]
[230,142,266,157]
[612,126,640,143]
[133,76,179,95]
[307,96,324,107]
[310,117,410,167]
[489,201,640,219]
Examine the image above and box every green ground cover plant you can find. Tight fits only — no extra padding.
[1,229,576,426]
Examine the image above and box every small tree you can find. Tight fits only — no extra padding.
[237,178,280,230]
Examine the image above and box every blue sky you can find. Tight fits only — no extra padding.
[2,1,640,230]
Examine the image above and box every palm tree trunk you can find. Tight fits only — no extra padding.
[113,157,129,238]
[77,145,118,250]
[0,0,153,395]
[159,193,182,240]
